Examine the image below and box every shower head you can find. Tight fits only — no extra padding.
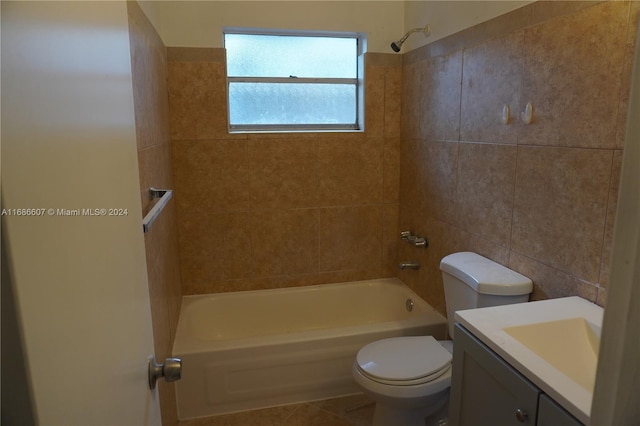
[390,25,431,53]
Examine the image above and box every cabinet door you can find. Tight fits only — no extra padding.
[449,324,540,426]
[538,394,583,426]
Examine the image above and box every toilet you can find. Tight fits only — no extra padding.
[352,252,533,426]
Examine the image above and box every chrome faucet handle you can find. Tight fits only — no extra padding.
[408,235,428,247]
[400,230,412,240]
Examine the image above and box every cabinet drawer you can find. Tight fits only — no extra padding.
[538,394,583,426]
[450,324,540,426]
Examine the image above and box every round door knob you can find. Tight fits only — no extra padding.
[148,356,182,390]
[515,408,528,422]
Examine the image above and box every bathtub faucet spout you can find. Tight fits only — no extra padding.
[399,261,420,270]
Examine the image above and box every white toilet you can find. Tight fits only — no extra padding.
[352,252,533,426]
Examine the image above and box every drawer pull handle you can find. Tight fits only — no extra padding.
[515,408,528,422]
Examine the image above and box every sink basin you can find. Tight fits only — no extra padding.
[503,317,600,392]
[454,296,604,424]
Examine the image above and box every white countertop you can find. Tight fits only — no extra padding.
[454,296,604,425]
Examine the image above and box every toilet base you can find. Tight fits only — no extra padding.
[371,393,449,426]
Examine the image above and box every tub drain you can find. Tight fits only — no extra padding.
[405,298,414,312]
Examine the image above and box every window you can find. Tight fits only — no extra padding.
[224,28,364,132]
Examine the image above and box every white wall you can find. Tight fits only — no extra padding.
[1,1,160,424]
[139,1,404,53]
[403,1,533,52]
[139,1,532,54]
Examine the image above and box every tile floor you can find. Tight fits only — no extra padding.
[178,394,375,426]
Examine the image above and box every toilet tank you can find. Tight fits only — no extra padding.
[440,252,533,338]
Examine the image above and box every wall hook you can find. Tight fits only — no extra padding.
[501,104,511,125]
[521,102,534,124]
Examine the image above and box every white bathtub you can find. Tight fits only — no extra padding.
[173,278,447,420]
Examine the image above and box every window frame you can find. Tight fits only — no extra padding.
[224,27,365,133]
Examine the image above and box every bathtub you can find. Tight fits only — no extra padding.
[173,278,447,420]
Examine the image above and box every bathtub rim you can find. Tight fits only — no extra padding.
[173,278,446,355]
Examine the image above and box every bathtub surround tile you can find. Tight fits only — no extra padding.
[460,32,523,145]
[251,209,319,277]
[178,212,252,293]
[511,146,612,283]
[400,62,422,139]
[248,137,319,209]
[383,137,401,203]
[417,51,463,141]
[398,0,635,313]
[416,140,459,225]
[172,139,250,214]
[364,65,385,138]
[128,2,182,425]
[382,204,400,278]
[318,134,383,206]
[168,51,402,294]
[318,206,383,276]
[456,142,517,247]
[520,1,629,149]
[384,66,403,139]
[138,143,174,215]
[167,58,230,141]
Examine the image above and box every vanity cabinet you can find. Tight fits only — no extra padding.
[449,324,583,426]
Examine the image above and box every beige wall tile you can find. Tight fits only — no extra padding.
[248,137,319,209]
[382,203,399,277]
[599,150,624,288]
[616,1,640,148]
[417,140,459,224]
[383,137,401,203]
[178,212,252,292]
[511,146,612,282]
[401,62,422,139]
[168,60,229,140]
[520,1,629,148]
[172,139,250,213]
[456,142,517,246]
[365,65,385,137]
[138,143,173,202]
[167,50,402,294]
[460,32,523,144]
[318,134,383,206]
[251,209,319,277]
[318,206,382,275]
[509,252,599,302]
[384,67,402,139]
[418,51,463,141]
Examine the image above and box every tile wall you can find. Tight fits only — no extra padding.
[398,1,639,315]
[167,50,403,294]
[127,3,183,425]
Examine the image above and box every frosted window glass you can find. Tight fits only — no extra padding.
[229,83,356,125]
[226,34,356,78]
[224,30,362,130]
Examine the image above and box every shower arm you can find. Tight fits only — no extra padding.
[391,25,431,52]
[398,27,426,44]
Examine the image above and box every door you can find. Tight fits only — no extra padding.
[1,2,161,425]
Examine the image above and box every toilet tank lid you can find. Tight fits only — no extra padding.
[440,252,533,296]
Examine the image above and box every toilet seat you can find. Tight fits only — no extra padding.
[355,336,452,386]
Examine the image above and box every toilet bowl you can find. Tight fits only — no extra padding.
[352,252,533,426]
[352,336,452,426]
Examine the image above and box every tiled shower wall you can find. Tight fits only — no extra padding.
[128,3,182,425]
[168,51,402,294]
[398,1,639,315]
